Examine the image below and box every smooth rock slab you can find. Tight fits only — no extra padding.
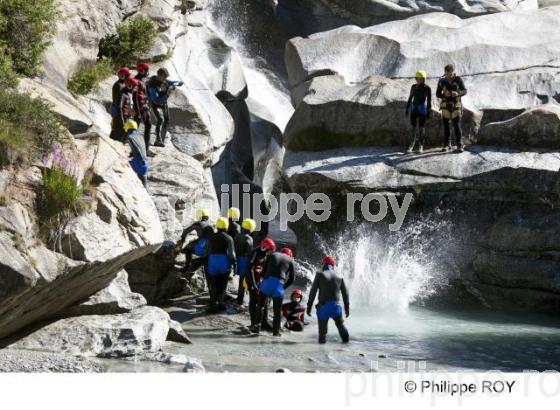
[9,307,171,358]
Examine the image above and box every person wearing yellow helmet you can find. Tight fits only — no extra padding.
[202,216,236,313]
[226,207,241,238]
[124,119,149,187]
[233,218,257,304]
[179,209,215,273]
[405,70,432,154]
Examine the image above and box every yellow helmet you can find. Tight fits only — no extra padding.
[227,207,241,220]
[415,70,427,80]
[196,208,210,220]
[241,218,256,233]
[215,216,229,231]
[124,119,138,132]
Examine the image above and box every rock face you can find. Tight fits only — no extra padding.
[283,146,560,310]
[284,74,481,150]
[478,105,560,149]
[9,307,171,357]
[285,8,560,115]
[0,349,106,373]
[0,135,163,340]
[274,0,537,35]
[60,270,147,317]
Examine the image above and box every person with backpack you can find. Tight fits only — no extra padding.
[147,67,184,147]
[114,76,138,144]
[436,64,468,152]
[134,62,153,152]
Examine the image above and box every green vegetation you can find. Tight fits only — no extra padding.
[67,58,113,96]
[0,0,58,79]
[69,16,157,95]
[39,165,84,224]
[0,89,62,166]
[98,16,157,67]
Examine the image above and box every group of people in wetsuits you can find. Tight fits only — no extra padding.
[107,63,184,186]
[405,63,468,154]
[177,208,350,344]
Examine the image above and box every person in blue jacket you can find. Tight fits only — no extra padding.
[405,70,431,154]
[253,247,295,336]
[306,256,350,344]
[123,120,148,187]
[147,67,184,147]
[179,209,215,273]
[233,218,256,305]
[203,217,236,313]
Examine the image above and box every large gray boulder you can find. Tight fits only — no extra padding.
[284,74,480,150]
[8,306,171,357]
[0,134,163,340]
[60,270,146,317]
[478,105,560,149]
[274,0,537,35]
[285,7,560,120]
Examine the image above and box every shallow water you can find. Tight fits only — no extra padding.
[97,305,560,373]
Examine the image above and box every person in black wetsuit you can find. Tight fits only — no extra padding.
[282,289,306,332]
[234,218,256,304]
[109,67,131,142]
[246,237,276,330]
[202,217,236,313]
[307,256,350,344]
[227,207,241,238]
[405,70,432,154]
[253,247,295,336]
[178,209,215,273]
[436,64,467,152]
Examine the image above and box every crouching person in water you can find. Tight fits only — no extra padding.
[234,218,256,305]
[247,238,276,331]
[124,120,148,187]
[307,256,350,344]
[405,70,431,154]
[179,209,215,273]
[254,247,295,336]
[282,289,306,332]
[203,217,236,313]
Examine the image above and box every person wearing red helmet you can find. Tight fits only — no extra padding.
[115,77,138,143]
[254,246,295,336]
[307,255,350,344]
[282,288,306,332]
[109,67,131,142]
[246,237,276,330]
[134,62,153,152]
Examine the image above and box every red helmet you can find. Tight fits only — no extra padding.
[291,289,303,299]
[137,62,150,73]
[280,247,293,258]
[260,237,276,252]
[125,77,138,88]
[322,256,336,268]
[117,67,131,78]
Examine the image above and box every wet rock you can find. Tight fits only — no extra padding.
[0,349,106,373]
[275,368,291,373]
[183,358,206,373]
[167,320,192,344]
[8,307,171,357]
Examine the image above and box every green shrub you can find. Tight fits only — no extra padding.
[68,58,113,96]
[98,16,157,67]
[0,0,57,77]
[0,45,18,88]
[0,88,62,165]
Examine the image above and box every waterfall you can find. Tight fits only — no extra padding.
[318,218,451,313]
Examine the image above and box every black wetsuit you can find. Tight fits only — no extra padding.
[203,230,236,310]
[436,76,467,147]
[307,268,350,344]
[247,247,270,327]
[227,220,241,239]
[180,219,215,272]
[255,252,295,334]
[406,83,432,149]
[109,79,125,142]
[233,230,253,304]
[134,73,152,149]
